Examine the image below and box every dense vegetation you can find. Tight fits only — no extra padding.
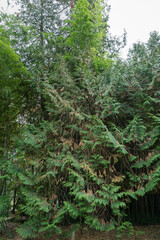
[0,0,160,239]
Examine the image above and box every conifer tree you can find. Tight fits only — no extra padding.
[1,0,160,238]
[15,0,121,238]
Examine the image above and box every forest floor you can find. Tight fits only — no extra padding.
[1,222,160,240]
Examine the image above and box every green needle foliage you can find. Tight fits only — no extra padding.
[14,0,124,237]
[14,3,160,239]
[0,0,160,239]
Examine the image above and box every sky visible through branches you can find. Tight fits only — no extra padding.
[1,0,160,57]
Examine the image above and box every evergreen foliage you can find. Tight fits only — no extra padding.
[0,0,160,239]
[0,195,10,232]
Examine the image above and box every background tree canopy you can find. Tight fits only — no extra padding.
[0,0,160,239]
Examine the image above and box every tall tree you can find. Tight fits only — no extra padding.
[6,0,70,69]
[2,1,160,239]
[15,0,119,238]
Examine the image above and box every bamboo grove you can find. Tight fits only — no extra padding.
[0,0,160,238]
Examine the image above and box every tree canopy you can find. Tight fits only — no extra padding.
[0,0,160,239]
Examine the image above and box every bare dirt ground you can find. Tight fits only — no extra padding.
[1,223,160,240]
